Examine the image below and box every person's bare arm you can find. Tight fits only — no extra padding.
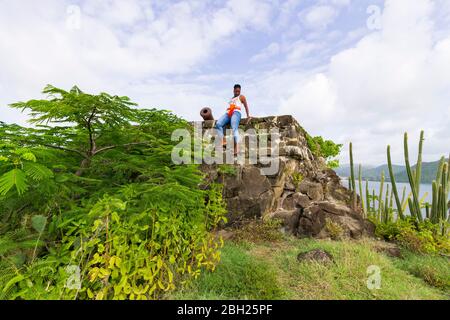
[240,95,250,119]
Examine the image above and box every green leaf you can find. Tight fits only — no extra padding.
[2,274,25,293]
[20,152,37,162]
[23,162,54,181]
[0,169,28,196]
[31,215,47,233]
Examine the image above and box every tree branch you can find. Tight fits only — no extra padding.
[87,107,97,155]
[93,142,150,156]
[43,144,87,158]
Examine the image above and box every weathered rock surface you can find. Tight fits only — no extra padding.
[373,241,403,258]
[197,115,374,239]
[297,249,334,264]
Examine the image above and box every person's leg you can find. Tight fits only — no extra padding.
[230,112,242,154]
[215,113,231,144]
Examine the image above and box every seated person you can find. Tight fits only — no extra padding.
[215,84,251,155]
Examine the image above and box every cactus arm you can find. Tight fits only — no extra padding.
[415,131,424,195]
[349,143,357,209]
[408,198,417,221]
[441,164,448,221]
[387,145,404,220]
[358,164,365,215]
[372,189,377,220]
[431,181,438,223]
[401,186,406,206]
[365,180,370,214]
[404,133,423,222]
[389,188,394,221]
[436,157,444,185]
[384,184,390,223]
[378,171,385,221]
[402,192,412,213]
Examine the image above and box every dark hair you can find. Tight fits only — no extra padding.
[234,84,241,89]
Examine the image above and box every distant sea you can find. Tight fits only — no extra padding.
[340,179,448,204]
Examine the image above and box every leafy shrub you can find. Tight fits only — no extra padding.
[217,164,237,177]
[325,218,344,241]
[292,172,304,189]
[234,218,284,244]
[376,219,450,255]
[306,134,342,169]
[0,85,228,300]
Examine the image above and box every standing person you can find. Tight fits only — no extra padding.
[215,84,251,156]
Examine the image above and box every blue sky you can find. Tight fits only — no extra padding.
[0,0,449,165]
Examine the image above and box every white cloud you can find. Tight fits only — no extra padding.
[329,0,351,7]
[285,40,320,64]
[278,0,450,165]
[299,5,338,30]
[250,43,280,63]
[0,0,274,123]
[0,0,449,166]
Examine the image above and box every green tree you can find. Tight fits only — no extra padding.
[306,134,343,168]
[0,85,227,300]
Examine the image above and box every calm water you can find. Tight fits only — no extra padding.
[341,179,448,205]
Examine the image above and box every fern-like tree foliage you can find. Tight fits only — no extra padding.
[0,85,227,300]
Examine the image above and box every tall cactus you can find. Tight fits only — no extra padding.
[436,157,445,184]
[365,180,370,215]
[349,143,357,210]
[431,181,438,223]
[387,145,404,220]
[372,189,376,218]
[404,133,423,222]
[446,154,450,204]
[383,184,390,223]
[433,162,448,233]
[358,164,366,215]
[415,131,424,195]
[378,171,385,221]
[400,186,406,206]
[440,163,448,222]
[429,161,448,235]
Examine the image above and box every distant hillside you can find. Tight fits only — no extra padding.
[335,164,404,180]
[393,159,449,184]
[334,164,374,177]
[337,159,448,184]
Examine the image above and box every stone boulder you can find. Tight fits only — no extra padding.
[197,115,374,239]
[297,249,334,264]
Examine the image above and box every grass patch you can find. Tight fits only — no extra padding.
[394,250,450,292]
[233,219,285,244]
[263,238,447,300]
[171,243,285,300]
[172,236,448,300]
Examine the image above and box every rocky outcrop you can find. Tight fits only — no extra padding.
[197,115,374,239]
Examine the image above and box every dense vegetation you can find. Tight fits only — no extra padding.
[348,133,450,256]
[0,85,227,300]
[1,85,447,301]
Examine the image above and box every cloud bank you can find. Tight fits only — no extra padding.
[0,0,448,165]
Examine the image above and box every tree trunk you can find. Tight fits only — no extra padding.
[76,158,91,176]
